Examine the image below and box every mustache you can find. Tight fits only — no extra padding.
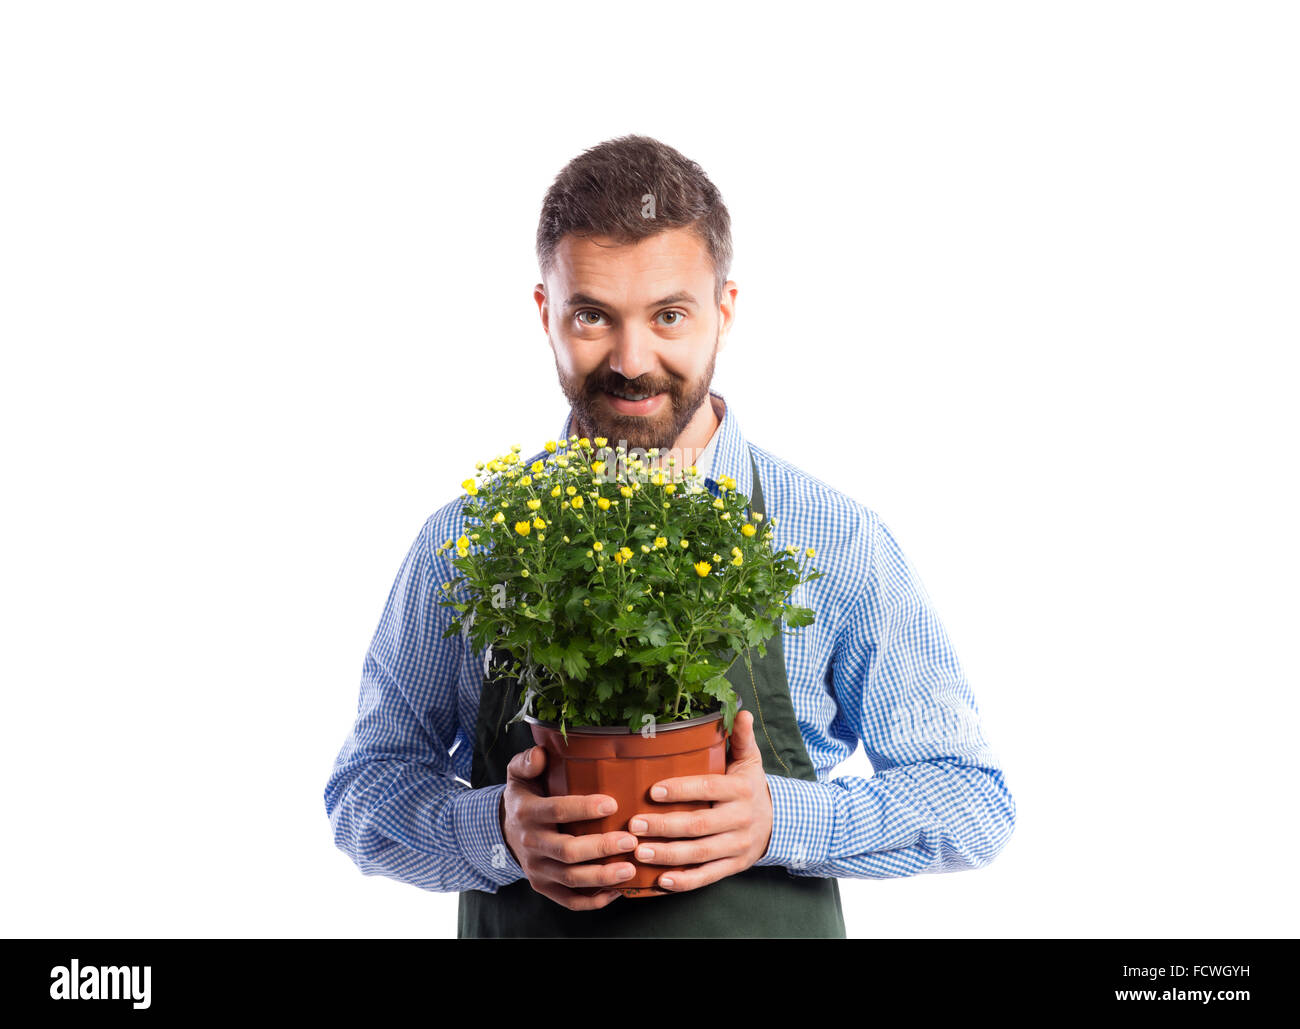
[593,379,673,395]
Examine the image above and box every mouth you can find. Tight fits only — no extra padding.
[602,388,667,416]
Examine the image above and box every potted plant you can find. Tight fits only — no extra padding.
[436,434,821,894]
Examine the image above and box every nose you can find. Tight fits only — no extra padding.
[606,329,658,385]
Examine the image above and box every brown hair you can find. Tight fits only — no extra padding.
[536,134,733,306]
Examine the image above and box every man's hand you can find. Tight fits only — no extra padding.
[626,709,773,892]
[500,744,641,911]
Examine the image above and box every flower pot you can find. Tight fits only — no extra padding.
[526,708,734,898]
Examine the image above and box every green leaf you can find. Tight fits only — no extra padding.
[640,617,671,648]
[702,675,733,700]
[783,605,815,627]
[561,641,591,680]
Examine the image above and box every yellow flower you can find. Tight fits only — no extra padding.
[732,546,742,557]
[620,486,633,499]
[593,541,604,552]
[786,544,798,555]
[712,553,721,563]
[594,436,607,448]
[566,485,577,496]
[712,497,724,509]
[531,460,544,474]
[741,523,757,537]
[640,544,650,553]
[806,547,816,558]
[462,479,478,495]
[665,483,676,494]
[680,539,689,548]
[511,444,521,453]
[545,441,557,453]
[457,546,468,557]
[732,554,743,566]
[650,471,664,486]
[614,550,630,565]
[527,498,541,511]
[518,475,532,487]
[520,568,530,577]
[583,598,591,606]
[570,495,584,509]
[719,475,736,492]
[562,535,570,543]
[591,461,605,475]
[551,485,561,497]
[578,438,591,450]
[597,496,611,511]
[654,537,667,549]
[514,521,531,536]
[457,535,469,549]
[533,516,546,529]
[693,561,712,577]
[556,456,569,468]
[492,511,505,523]
[752,512,764,522]
[626,604,634,611]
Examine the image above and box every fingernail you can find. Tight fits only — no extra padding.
[660,876,675,888]
[618,836,636,850]
[598,799,616,815]
[629,818,647,833]
[651,786,667,800]
[636,846,654,861]
[617,865,636,880]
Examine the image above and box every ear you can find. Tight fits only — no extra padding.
[715,280,737,353]
[535,283,549,335]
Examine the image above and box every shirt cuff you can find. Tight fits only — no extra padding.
[753,772,836,873]
[452,782,526,886]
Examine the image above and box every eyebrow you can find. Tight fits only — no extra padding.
[563,290,699,311]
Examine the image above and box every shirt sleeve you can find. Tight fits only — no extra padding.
[753,515,1016,878]
[323,511,526,892]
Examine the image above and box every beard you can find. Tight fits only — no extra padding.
[554,331,719,458]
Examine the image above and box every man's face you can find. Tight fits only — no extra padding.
[536,226,734,458]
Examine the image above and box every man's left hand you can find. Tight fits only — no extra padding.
[627,709,773,891]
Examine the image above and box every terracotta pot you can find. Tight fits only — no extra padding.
[526,708,733,898]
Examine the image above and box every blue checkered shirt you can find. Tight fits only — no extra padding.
[325,388,1016,891]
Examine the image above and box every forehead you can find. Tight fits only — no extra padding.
[549,227,712,306]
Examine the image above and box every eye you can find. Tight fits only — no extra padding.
[576,309,607,327]
[658,310,687,327]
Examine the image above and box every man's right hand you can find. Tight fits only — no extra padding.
[499,744,640,911]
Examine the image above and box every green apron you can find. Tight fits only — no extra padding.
[457,445,846,938]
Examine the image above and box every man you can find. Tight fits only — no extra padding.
[324,135,1016,937]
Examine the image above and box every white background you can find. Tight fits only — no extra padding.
[2,1,1296,938]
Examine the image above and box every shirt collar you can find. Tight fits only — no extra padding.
[556,387,753,503]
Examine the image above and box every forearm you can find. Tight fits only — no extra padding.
[325,757,525,893]
[754,759,1016,879]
